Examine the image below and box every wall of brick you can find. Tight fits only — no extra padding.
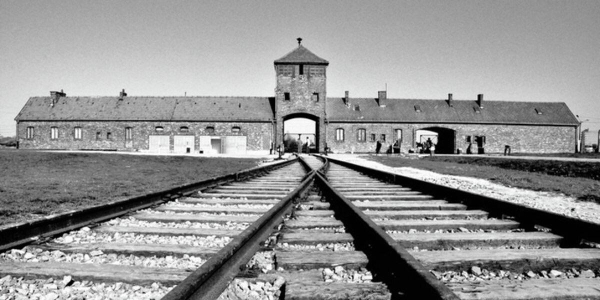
[17,121,273,152]
[275,72,327,151]
[326,122,577,154]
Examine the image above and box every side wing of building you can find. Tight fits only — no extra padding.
[325,96,580,154]
[14,95,276,154]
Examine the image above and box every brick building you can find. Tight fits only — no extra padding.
[15,39,580,154]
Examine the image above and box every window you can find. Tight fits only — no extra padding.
[354,105,360,111]
[125,127,133,141]
[475,136,486,145]
[26,127,34,140]
[74,127,82,140]
[370,134,376,142]
[335,128,345,141]
[96,132,101,140]
[232,126,241,133]
[299,64,304,75]
[535,108,543,115]
[106,132,112,140]
[309,66,325,77]
[180,126,189,132]
[278,65,293,77]
[50,127,58,140]
[414,105,421,113]
[394,129,402,143]
[357,129,366,142]
[312,93,319,102]
[206,126,215,134]
[380,134,386,142]
[284,92,290,101]
[155,126,164,132]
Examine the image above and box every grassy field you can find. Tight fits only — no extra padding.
[0,150,261,227]
[427,156,600,181]
[513,152,600,159]
[368,155,600,204]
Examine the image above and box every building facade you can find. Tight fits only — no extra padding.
[15,40,580,154]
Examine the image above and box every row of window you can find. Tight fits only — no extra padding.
[277,65,325,77]
[25,126,242,140]
[283,92,320,102]
[27,126,131,141]
[335,128,403,143]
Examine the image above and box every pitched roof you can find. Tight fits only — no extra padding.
[15,96,275,122]
[15,95,579,127]
[274,45,329,65]
[327,98,579,126]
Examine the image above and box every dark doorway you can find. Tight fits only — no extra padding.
[419,127,456,154]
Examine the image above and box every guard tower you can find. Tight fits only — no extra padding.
[274,38,329,152]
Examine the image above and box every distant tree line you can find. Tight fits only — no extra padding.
[0,135,17,147]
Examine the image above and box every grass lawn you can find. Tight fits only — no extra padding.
[367,155,600,204]
[0,150,262,227]
[511,152,600,159]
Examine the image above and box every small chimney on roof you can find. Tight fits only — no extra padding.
[447,93,453,107]
[377,91,387,107]
[297,37,302,45]
[477,94,484,108]
[344,91,349,105]
[119,89,127,100]
[50,89,66,107]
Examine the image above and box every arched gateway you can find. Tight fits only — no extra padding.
[283,113,319,153]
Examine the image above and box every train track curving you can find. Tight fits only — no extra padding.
[1,154,599,300]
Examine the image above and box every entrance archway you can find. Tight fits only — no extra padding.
[283,113,319,153]
[417,127,456,154]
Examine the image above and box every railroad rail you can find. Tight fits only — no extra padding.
[1,154,599,299]
[0,157,311,299]
[319,155,600,300]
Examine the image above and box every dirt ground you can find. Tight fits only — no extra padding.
[0,150,261,228]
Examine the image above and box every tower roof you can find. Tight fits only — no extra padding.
[274,40,329,65]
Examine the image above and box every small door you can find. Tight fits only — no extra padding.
[211,139,221,153]
[174,136,195,154]
[149,135,170,153]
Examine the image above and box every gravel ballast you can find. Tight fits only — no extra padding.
[106,217,249,231]
[1,248,206,269]
[0,275,173,300]
[53,229,232,247]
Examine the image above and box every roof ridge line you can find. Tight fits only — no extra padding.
[33,95,272,99]
[327,97,565,103]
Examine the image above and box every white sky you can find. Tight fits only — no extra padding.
[284,119,316,134]
[1,0,599,137]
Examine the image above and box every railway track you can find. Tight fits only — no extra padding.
[0,158,311,299]
[321,155,600,300]
[1,154,599,300]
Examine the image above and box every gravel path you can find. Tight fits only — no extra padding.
[329,154,600,224]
